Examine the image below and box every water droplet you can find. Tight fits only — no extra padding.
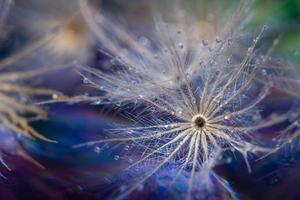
[215,37,222,43]
[138,36,150,47]
[254,58,261,64]
[224,115,230,120]
[226,58,231,64]
[177,42,184,49]
[124,145,130,151]
[261,69,267,76]
[202,39,209,46]
[52,93,58,99]
[177,109,183,115]
[262,25,268,31]
[114,155,120,160]
[83,78,89,84]
[94,146,101,154]
[94,99,101,105]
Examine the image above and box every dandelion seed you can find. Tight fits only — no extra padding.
[73,0,292,199]
[75,30,285,197]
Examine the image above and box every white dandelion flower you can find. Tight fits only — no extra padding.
[69,0,292,199]
[74,27,288,200]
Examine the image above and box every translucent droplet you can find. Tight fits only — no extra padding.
[202,39,209,46]
[52,93,58,99]
[177,42,184,49]
[177,109,183,115]
[262,25,268,31]
[215,37,222,43]
[124,145,130,151]
[139,36,150,47]
[253,37,259,43]
[94,99,101,105]
[114,155,120,160]
[226,58,231,64]
[94,146,101,154]
[83,78,89,84]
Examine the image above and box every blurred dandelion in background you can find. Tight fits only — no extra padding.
[0,0,68,178]
[0,0,299,200]
[9,0,98,64]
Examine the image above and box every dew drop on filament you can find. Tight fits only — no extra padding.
[114,155,120,160]
[202,39,209,46]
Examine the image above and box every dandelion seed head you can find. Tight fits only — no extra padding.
[74,0,293,199]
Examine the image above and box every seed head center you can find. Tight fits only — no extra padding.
[191,114,207,130]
